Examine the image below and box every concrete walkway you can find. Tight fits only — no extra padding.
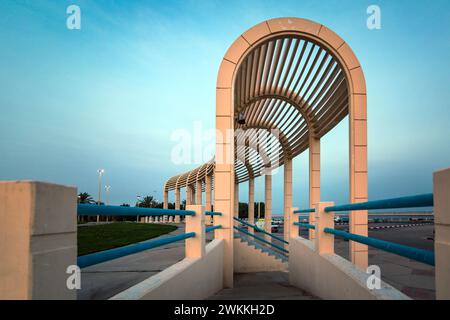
[209,272,317,300]
[78,223,212,300]
[78,224,184,300]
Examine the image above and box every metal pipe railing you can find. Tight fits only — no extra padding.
[293,193,433,214]
[206,225,222,233]
[294,222,315,229]
[325,193,433,212]
[294,208,315,213]
[234,217,288,244]
[206,211,222,216]
[78,231,196,268]
[234,225,289,254]
[77,204,195,217]
[324,228,435,266]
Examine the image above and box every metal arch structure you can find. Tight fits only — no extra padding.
[164,18,368,287]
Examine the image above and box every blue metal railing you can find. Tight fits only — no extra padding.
[206,225,222,233]
[293,193,433,214]
[78,232,196,268]
[294,222,315,229]
[206,211,222,216]
[77,204,195,217]
[78,224,223,268]
[234,217,288,244]
[294,208,315,213]
[324,228,435,266]
[234,225,289,254]
[292,192,435,266]
[325,193,433,212]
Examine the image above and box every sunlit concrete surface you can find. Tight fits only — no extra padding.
[209,272,317,300]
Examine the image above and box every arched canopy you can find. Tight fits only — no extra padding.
[165,17,365,190]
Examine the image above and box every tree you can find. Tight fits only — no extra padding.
[136,196,156,208]
[78,192,94,204]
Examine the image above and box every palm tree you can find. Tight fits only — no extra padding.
[136,196,156,208]
[78,192,94,204]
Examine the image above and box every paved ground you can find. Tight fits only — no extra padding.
[209,272,317,300]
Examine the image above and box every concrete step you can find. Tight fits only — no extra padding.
[234,232,288,263]
[208,271,318,300]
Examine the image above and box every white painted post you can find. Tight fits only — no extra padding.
[314,202,335,254]
[434,167,450,299]
[185,205,205,258]
[289,207,299,239]
[0,181,77,299]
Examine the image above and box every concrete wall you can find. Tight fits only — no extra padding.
[289,237,409,300]
[234,239,287,273]
[0,181,77,300]
[110,239,224,300]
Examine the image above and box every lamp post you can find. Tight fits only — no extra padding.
[105,185,111,205]
[136,195,142,223]
[105,185,111,222]
[97,169,105,222]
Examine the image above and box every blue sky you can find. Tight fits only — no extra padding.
[0,0,449,213]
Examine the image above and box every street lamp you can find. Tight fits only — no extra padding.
[97,169,105,205]
[97,169,105,223]
[136,195,142,223]
[105,185,111,205]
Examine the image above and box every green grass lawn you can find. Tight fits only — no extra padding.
[78,223,177,256]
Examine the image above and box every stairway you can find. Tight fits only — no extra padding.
[234,232,288,263]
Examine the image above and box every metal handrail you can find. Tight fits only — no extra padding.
[325,193,433,212]
[77,204,195,217]
[206,225,222,233]
[206,211,222,216]
[324,228,435,266]
[293,193,433,214]
[294,208,315,213]
[294,222,315,229]
[234,225,289,254]
[78,232,196,268]
[233,217,288,244]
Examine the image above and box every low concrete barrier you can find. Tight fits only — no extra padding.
[289,237,410,300]
[110,239,224,300]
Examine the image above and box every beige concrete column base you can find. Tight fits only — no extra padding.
[0,181,77,300]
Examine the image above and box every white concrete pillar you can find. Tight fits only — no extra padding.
[175,188,181,223]
[309,136,320,240]
[314,202,335,254]
[205,175,212,225]
[264,172,272,242]
[349,94,368,269]
[289,207,299,239]
[185,205,205,258]
[284,159,293,246]
[234,182,239,218]
[195,180,202,206]
[434,167,450,299]
[248,177,255,234]
[186,186,192,206]
[163,190,168,209]
[0,181,77,299]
